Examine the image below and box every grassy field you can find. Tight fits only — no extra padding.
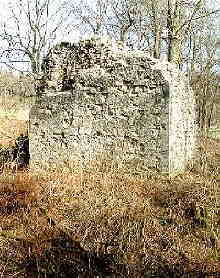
[0,72,35,97]
[0,117,219,277]
[208,128,220,140]
[0,95,34,146]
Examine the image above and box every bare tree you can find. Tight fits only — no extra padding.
[0,0,68,74]
[66,0,150,48]
[65,0,109,38]
[143,0,220,67]
[190,22,220,132]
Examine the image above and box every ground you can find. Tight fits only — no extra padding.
[0,118,219,277]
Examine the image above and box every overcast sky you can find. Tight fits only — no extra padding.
[0,0,219,73]
[0,0,219,42]
[0,0,81,72]
[0,0,81,41]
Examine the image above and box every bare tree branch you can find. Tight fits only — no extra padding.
[0,0,68,74]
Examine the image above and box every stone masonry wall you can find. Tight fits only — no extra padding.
[29,37,197,173]
[153,61,197,172]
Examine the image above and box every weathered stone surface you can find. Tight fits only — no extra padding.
[30,37,197,173]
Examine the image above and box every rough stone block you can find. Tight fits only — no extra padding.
[29,37,197,173]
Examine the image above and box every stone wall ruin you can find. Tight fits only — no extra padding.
[29,37,197,173]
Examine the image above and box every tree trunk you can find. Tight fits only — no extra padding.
[151,1,162,59]
[167,0,183,67]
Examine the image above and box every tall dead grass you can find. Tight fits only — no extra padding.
[0,119,28,147]
[0,72,35,97]
[0,137,219,277]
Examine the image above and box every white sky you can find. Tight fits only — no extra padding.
[0,0,81,72]
[0,0,219,73]
[0,0,81,41]
[0,0,219,43]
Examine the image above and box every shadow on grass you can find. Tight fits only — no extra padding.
[16,233,219,278]
[18,232,127,278]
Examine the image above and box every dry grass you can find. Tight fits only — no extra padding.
[0,70,219,277]
[0,96,30,146]
[0,72,34,97]
[0,137,219,277]
[0,119,28,147]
